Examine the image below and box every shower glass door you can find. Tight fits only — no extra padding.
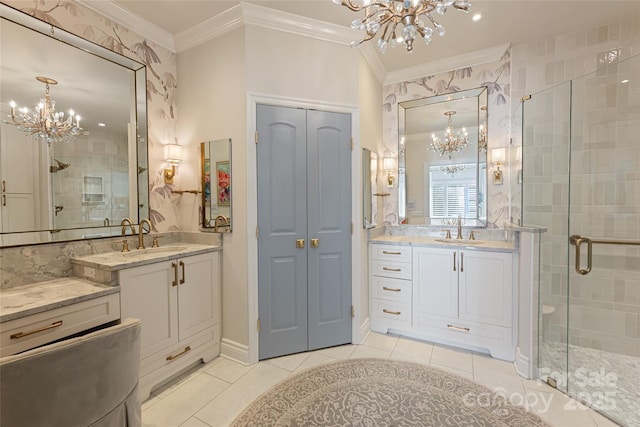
[525,54,640,426]
[566,54,640,426]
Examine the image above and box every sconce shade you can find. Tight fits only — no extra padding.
[164,144,183,165]
[491,147,506,164]
[383,157,394,171]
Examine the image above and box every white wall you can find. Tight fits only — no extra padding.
[176,28,249,348]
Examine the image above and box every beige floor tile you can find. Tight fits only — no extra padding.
[589,409,622,427]
[292,352,338,374]
[349,343,392,359]
[430,362,475,381]
[390,336,433,365]
[179,417,211,427]
[528,387,597,427]
[194,363,290,427]
[204,357,253,384]
[316,343,357,359]
[142,373,229,427]
[363,332,399,352]
[430,343,473,373]
[264,351,309,372]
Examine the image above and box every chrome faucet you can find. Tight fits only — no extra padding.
[138,219,152,249]
[456,215,463,240]
[120,218,136,236]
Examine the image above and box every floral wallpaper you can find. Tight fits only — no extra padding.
[4,0,181,232]
[382,49,513,227]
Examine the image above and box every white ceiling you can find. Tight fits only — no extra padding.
[113,0,640,72]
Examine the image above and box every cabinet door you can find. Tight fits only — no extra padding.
[120,261,178,359]
[459,251,513,328]
[413,247,458,318]
[178,252,219,340]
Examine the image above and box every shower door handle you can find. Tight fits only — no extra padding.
[570,235,592,275]
[570,234,640,276]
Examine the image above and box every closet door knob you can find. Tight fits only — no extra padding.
[296,239,305,249]
[310,238,319,248]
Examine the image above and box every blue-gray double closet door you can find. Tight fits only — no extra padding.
[257,104,352,360]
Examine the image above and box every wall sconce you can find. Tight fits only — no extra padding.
[164,143,183,184]
[491,147,506,185]
[383,157,394,187]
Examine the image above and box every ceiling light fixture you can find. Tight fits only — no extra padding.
[440,163,465,176]
[9,76,82,144]
[334,0,473,53]
[430,110,468,159]
[472,13,482,21]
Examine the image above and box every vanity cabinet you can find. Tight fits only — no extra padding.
[119,251,220,400]
[369,244,413,332]
[370,242,516,361]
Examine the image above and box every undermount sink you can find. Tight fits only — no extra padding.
[434,238,482,245]
[120,245,188,257]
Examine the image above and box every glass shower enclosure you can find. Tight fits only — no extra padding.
[522,54,639,426]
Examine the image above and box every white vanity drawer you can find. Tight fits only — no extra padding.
[0,293,120,357]
[370,244,411,263]
[371,276,411,303]
[371,299,411,332]
[371,259,412,280]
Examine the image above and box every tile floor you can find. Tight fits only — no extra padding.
[142,333,621,427]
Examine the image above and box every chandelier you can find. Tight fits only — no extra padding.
[9,76,82,144]
[478,105,487,152]
[440,163,465,176]
[334,0,472,53]
[430,110,468,159]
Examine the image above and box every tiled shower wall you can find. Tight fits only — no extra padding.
[517,15,640,357]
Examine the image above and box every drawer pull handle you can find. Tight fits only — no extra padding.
[10,321,63,339]
[179,261,186,285]
[382,267,401,272]
[383,309,401,315]
[382,251,402,255]
[382,286,402,292]
[453,252,456,272]
[166,345,192,361]
[447,324,470,333]
[460,252,464,272]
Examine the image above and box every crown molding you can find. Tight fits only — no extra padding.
[239,2,358,47]
[384,43,511,85]
[174,4,244,52]
[75,0,176,53]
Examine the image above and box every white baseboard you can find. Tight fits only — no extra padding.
[358,317,371,345]
[514,346,532,379]
[220,338,251,365]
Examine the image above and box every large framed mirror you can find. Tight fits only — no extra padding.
[398,87,488,226]
[201,139,232,233]
[0,4,148,247]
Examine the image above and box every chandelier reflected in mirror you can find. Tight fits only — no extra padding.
[334,0,472,53]
[430,110,468,159]
[9,76,83,144]
[440,163,465,176]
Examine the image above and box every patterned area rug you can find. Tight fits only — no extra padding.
[231,358,548,426]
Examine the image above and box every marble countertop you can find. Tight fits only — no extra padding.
[70,242,221,271]
[0,278,119,323]
[370,234,516,252]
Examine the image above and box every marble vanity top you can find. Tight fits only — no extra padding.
[71,242,221,271]
[0,278,119,323]
[370,234,515,252]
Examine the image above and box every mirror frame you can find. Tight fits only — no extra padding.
[398,86,488,227]
[200,139,232,233]
[362,148,377,229]
[0,4,148,247]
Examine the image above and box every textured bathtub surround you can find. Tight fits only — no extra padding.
[0,278,119,322]
[0,232,221,289]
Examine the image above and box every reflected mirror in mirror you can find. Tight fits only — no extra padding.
[0,5,148,247]
[398,87,487,226]
[201,139,232,233]
[362,148,377,229]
